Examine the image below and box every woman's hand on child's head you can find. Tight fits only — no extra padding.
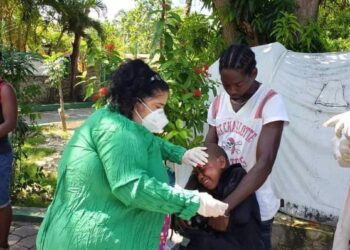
[208,216,230,232]
[182,147,208,167]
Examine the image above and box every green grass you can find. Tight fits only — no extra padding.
[11,126,62,208]
[22,146,56,163]
[24,133,46,146]
[42,125,71,140]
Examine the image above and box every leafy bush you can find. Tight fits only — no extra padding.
[271,12,301,50]
[271,12,328,52]
[151,10,219,148]
[0,47,47,205]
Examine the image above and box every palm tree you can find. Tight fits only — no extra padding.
[39,0,105,100]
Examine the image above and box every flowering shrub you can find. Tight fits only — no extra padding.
[155,52,217,148]
[149,10,223,148]
[78,42,122,109]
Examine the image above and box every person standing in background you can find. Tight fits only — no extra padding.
[0,74,18,250]
[205,44,289,250]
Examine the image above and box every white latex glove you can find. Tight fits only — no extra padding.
[182,147,208,167]
[197,192,228,217]
[333,136,350,167]
[324,111,350,138]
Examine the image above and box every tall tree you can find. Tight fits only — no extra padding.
[114,0,161,55]
[295,0,321,25]
[201,0,296,46]
[184,0,192,16]
[38,0,105,101]
[211,0,236,46]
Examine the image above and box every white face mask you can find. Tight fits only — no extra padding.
[136,100,169,133]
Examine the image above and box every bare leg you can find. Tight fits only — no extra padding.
[0,204,12,248]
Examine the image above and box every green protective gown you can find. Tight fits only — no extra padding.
[36,106,200,250]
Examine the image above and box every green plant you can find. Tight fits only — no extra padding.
[11,126,58,207]
[156,52,217,148]
[271,12,301,50]
[0,47,42,195]
[12,164,56,207]
[150,10,218,148]
[176,13,225,63]
[79,40,122,109]
[75,72,107,109]
[45,54,69,130]
[300,21,327,52]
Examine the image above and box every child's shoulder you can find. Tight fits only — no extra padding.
[228,163,247,176]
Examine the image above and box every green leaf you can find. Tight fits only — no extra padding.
[164,130,177,140]
[175,119,184,129]
[84,85,95,101]
[179,130,188,140]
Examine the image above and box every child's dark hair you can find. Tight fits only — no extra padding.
[204,143,229,166]
[109,59,169,118]
[219,44,256,75]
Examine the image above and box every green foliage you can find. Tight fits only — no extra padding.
[300,21,327,52]
[44,55,68,88]
[0,48,41,121]
[319,0,350,51]
[158,54,217,148]
[0,47,44,203]
[115,0,161,55]
[270,12,328,52]
[79,39,122,109]
[11,127,57,207]
[271,12,301,50]
[201,0,296,45]
[150,10,219,148]
[176,13,225,63]
[85,42,122,83]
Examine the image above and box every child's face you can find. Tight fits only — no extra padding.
[193,156,226,191]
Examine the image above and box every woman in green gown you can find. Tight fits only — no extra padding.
[36,59,227,250]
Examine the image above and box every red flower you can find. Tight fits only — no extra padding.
[105,43,115,52]
[98,87,109,97]
[193,89,202,97]
[194,67,203,74]
[204,64,209,70]
[91,94,99,102]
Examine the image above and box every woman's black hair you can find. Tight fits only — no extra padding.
[109,59,169,118]
[219,44,256,75]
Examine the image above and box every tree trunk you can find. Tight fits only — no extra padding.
[58,82,67,131]
[212,0,236,46]
[295,0,321,25]
[160,0,166,51]
[184,0,192,17]
[69,33,81,101]
[23,23,31,51]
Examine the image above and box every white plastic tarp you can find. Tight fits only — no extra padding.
[193,42,350,225]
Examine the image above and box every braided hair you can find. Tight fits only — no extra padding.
[109,59,169,118]
[219,44,256,75]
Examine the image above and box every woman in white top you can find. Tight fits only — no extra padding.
[205,44,289,250]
